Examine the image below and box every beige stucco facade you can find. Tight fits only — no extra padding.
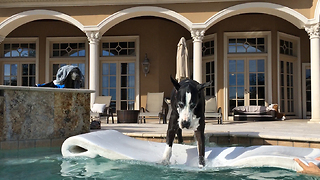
[0,0,320,122]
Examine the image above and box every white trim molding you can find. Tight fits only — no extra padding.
[223,31,272,121]
[0,37,39,85]
[204,2,309,30]
[91,6,193,34]
[302,63,311,119]
[277,32,301,118]
[0,9,84,37]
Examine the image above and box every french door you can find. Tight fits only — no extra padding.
[3,62,36,86]
[302,64,311,118]
[101,61,135,111]
[228,58,266,114]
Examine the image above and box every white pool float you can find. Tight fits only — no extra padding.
[61,130,320,171]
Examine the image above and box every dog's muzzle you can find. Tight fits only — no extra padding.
[181,120,191,129]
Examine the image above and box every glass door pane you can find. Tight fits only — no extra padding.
[102,63,117,111]
[204,61,215,97]
[280,61,295,114]
[4,64,18,86]
[229,59,245,113]
[248,59,265,106]
[306,68,311,115]
[120,62,135,110]
[22,63,36,86]
[228,58,266,114]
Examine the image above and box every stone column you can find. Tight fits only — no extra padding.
[86,31,102,106]
[191,29,205,83]
[305,23,320,123]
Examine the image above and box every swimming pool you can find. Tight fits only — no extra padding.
[0,147,317,180]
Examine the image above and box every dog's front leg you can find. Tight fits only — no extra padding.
[162,112,179,165]
[176,128,183,144]
[194,125,205,167]
[162,127,176,165]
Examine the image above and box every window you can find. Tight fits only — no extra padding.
[201,36,216,97]
[204,61,215,96]
[228,37,265,53]
[202,40,214,56]
[280,39,293,56]
[100,37,138,111]
[47,37,88,88]
[278,33,299,116]
[52,42,85,57]
[102,41,135,56]
[3,43,36,58]
[1,38,38,86]
[280,61,294,114]
[21,64,36,86]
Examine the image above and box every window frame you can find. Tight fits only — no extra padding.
[100,36,140,111]
[46,37,88,88]
[0,37,39,86]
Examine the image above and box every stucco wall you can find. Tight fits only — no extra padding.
[0,0,316,27]
[7,20,85,84]
[106,17,190,97]
[2,13,312,114]
[206,13,310,113]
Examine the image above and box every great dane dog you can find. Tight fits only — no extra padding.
[36,65,84,89]
[162,77,211,167]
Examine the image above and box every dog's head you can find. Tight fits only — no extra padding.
[69,68,81,81]
[171,76,211,130]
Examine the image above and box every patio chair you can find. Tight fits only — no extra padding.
[90,96,114,123]
[205,96,223,124]
[138,92,165,123]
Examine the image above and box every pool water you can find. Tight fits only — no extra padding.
[0,147,319,180]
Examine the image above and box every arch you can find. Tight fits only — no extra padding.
[312,0,320,24]
[94,6,193,34]
[0,9,84,37]
[203,2,309,30]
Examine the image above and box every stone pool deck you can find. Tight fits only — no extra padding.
[97,119,320,148]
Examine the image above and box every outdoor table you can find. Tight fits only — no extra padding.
[117,110,140,123]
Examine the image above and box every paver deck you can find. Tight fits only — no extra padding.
[95,119,320,146]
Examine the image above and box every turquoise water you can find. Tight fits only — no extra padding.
[0,147,319,180]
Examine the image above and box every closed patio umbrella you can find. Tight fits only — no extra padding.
[175,37,189,82]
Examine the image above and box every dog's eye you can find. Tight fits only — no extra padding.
[178,102,184,108]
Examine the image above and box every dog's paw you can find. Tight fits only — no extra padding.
[159,159,170,166]
[198,156,205,168]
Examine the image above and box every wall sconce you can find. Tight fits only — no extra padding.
[142,53,150,76]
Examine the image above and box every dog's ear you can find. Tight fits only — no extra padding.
[197,81,212,91]
[170,76,180,90]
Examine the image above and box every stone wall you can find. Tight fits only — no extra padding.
[0,86,94,150]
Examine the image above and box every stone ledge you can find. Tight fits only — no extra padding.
[0,85,95,93]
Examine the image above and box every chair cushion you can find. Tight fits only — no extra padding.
[205,97,217,112]
[91,104,106,113]
[233,106,274,114]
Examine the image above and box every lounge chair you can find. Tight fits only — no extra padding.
[138,92,165,123]
[90,96,114,123]
[205,96,223,124]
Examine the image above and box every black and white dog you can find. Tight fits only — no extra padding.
[162,77,211,167]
